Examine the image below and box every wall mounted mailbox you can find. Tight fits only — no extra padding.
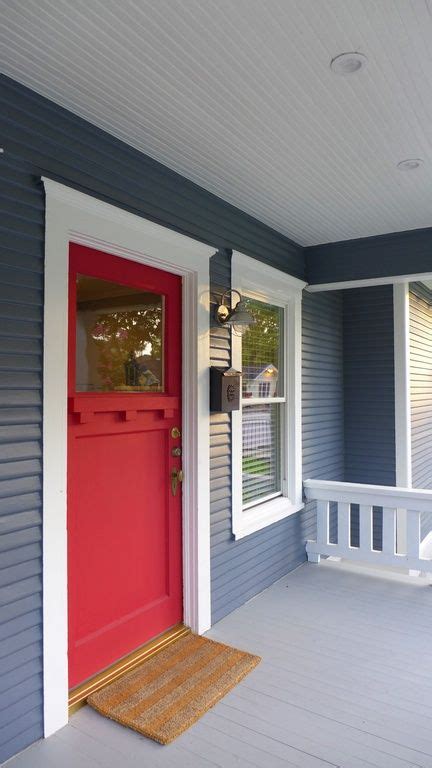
[210,367,241,412]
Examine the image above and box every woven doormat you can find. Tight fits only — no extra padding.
[87,633,260,744]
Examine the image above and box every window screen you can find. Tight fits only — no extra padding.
[241,298,284,507]
[242,298,283,399]
[242,403,281,505]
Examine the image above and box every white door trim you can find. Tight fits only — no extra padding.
[42,178,213,737]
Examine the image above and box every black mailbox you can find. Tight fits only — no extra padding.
[210,367,241,412]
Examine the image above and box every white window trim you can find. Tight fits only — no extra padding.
[42,178,214,737]
[231,252,306,539]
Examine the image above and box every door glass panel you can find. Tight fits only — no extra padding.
[75,275,164,393]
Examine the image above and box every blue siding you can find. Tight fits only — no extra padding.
[210,284,344,624]
[302,291,344,545]
[306,227,432,286]
[343,287,396,550]
[1,75,304,279]
[302,291,344,482]
[0,75,305,761]
[343,286,396,487]
[0,155,44,763]
[409,283,432,540]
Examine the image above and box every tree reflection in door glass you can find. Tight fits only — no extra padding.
[76,275,164,392]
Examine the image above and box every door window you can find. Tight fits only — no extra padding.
[75,274,164,393]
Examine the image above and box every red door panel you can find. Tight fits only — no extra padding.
[67,244,182,689]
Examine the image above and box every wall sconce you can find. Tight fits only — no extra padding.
[215,289,255,336]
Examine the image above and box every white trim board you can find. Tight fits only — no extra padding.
[230,251,305,539]
[42,178,213,737]
[306,272,432,292]
[393,283,412,554]
[393,282,412,489]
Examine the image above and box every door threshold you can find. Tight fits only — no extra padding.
[68,623,190,714]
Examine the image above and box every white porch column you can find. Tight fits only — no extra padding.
[393,282,412,554]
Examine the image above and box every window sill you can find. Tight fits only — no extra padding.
[233,497,304,540]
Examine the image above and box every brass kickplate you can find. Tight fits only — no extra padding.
[68,623,190,715]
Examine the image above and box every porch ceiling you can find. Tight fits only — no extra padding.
[2,0,432,246]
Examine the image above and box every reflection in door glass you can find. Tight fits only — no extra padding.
[75,275,164,392]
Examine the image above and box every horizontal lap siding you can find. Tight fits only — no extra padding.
[0,75,305,761]
[409,283,432,539]
[302,291,344,481]
[302,291,344,544]
[343,286,395,486]
[306,227,432,286]
[210,286,344,624]
[0,156,44,763]
[343,286,396,550]
[1,76,304,279]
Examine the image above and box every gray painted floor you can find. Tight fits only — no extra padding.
[6,560,432,768]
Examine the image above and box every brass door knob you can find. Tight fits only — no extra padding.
[171,468,184,496]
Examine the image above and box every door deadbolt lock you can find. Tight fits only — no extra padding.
[171,426,181,439]
[171,468,184,497]
[171,446,182,457]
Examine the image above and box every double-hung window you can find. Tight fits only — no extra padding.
[231,252,305,539]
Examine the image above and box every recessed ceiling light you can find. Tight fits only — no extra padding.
[397,158,424,171]
[330,52,368,75]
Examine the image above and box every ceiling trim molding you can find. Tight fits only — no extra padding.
[306,272,432,293]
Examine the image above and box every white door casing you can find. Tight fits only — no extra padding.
[42,178,213,736]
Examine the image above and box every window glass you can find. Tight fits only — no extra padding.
[241,298,283,398]
[242,403,281,505]
[75,275,164,393]
[241,297,284,508]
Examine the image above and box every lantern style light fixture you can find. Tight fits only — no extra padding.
[215,289,255,336]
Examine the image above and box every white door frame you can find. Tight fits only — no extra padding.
[42,178,213,736]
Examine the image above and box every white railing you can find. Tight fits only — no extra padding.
[304,479,432,574]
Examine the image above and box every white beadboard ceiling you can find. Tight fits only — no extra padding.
[1,0,432,246]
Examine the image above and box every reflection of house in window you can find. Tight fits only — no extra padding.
[136,358,161,389]
[243,405,273,455]
[124,353,161,389]
[258,381,271,397]
[243,364,278,398]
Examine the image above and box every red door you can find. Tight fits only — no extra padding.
[67,244,183,689]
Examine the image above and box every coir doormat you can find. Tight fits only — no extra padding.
[87,633,260,744]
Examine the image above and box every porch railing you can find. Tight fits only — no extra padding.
[304,479,432,574]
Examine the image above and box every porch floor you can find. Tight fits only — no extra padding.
[8,560,432,768]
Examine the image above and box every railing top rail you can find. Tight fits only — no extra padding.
[304,478,432,512]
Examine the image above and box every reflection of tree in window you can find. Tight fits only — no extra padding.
[241,298,282,398]
[91,306,162,391]
[240,297,283,506]
[242,300,281,366]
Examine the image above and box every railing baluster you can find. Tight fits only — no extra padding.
[304,479,432,572]
[382,507,396,555]
[316,500,329,546]
[359,504,373,552]
[406,509,421,560]
[337,502,350,553]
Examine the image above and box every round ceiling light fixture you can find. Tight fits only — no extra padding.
[397,158,424,171]
[330,52,368,75]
